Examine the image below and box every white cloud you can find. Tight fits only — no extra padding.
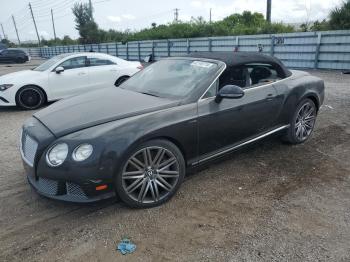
[189,0,342,23]
[107,15,122,22]
[107,14,136,23]
[122,14,136,20]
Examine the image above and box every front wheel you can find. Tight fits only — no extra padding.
[115,139,185,208]
[16,86,46,110]
[283,98,317,144]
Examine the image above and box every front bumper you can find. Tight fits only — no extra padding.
[0,89,17,106]
[21,117,116,203]
[27,171,115,203]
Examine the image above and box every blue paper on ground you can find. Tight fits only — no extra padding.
[117,238,136,255]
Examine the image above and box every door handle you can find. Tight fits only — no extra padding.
[109,69,117,72]
[266,94,274,101]
[78,72,87,76]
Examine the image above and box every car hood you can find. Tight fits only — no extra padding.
[0,70,43,83]
[34,87,180,137]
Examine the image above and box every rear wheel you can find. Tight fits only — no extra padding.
[283,98,317,144]
[115,139,185,208]
[16,86,46,110]
[115,76,129,87]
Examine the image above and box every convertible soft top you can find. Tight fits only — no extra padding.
[187,51,291,77]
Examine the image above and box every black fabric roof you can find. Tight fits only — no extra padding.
[187,51,291,77]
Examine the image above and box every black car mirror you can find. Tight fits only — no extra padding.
[55,66,64,74]
[215,85,245,103]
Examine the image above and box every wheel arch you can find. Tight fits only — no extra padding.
[115,75,130,86]
[143,136,188,166]
[303,93,320,111]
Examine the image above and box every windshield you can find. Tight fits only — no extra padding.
[33,54,70,71]
[121,59,218,99]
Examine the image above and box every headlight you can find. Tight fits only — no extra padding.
[72,144,93,162]
[46,143,69,167]
[0,84,14,91]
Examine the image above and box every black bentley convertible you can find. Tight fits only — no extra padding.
[20,52,325,208]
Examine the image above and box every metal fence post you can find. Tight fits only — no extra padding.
[115,43,118,56]
[106,43,109,55]
[187,39,190,54]
[270,35,275,56]
[126,42,129,60]
[84,45,86,52]
[235,36,239,51]
[152,41,155,58]
[314,32,322,69]
[98,43,101,52]
[208,38,212,52]
[138,42,141,61]
[167,40,170,57]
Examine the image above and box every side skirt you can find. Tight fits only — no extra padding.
[194,125,290,165]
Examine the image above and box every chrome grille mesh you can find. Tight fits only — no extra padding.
[66,182,88,199]
[21,131,38,167]
[37,178,59,195]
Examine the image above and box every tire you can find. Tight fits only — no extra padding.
[115,139,185,208]
[16,57,24,63]
[282,98,317,144]
[115,76,129,87]
[16,86,46,110]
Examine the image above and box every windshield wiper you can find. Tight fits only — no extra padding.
[140,92,160,97]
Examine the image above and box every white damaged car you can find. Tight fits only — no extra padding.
[0,52,143,109]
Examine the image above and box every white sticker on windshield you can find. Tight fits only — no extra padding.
[191,61,214,68]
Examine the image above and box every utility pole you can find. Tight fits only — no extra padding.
[174,8,179,22]
[209,8,212,23]
[266,0,272,23]
[51,9,57,40]
[29,2,41,46]
[89,0,93,19]
[1,23,6,39]
[12,15,21,45]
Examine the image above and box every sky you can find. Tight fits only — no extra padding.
[0,0,344,42]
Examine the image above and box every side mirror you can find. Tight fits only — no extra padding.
[55,66,64,74]
[143,54,153,63]
[215,85,245,103]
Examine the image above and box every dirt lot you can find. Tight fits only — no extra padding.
[0,61,349,261]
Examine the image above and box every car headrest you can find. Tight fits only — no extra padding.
[250,67,272,84]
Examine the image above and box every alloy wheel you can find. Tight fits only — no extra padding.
[295,102,316,141]
[19,88,42,109]
[121,146,180,204]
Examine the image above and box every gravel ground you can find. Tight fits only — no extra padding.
[0,62,349,261]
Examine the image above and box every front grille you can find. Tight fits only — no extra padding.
[66,182,88,199]
[21,130,38,167]
[37,177,59,195]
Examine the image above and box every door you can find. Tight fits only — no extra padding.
[87,56,120,89]
[49,56,89,99]
[197,76,281,159]
[0,50,9,62]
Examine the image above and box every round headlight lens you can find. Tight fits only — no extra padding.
[72,144,93,162]
[46,143,68,167]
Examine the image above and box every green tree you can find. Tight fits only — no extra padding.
[329,0,350,29]
[311,20,330,31]
[72,3,100,44]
